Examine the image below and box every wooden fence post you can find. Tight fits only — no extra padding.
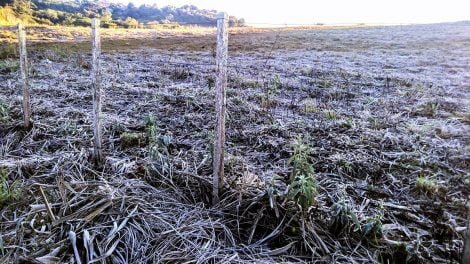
[91,18,103,164]
[18,23,31,128]
[212,12,228,205]
[463,219,470,264]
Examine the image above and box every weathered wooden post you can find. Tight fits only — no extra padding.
[18,23,31,128]
[212,12,228,205]
[463,219,470,264]
[91,18,103,164]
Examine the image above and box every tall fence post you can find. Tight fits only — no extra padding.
[91,18,103,164]
[18,23,31,128]
[212,12,228,205]
[463,219,470,264]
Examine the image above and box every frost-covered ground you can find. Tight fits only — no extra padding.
[0,22,469,263]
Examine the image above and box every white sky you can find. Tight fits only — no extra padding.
[116,0,470,25]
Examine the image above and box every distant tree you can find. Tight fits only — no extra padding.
[164,13,174,22]
[123,16,137,28]
[13,0,33,16]
[79,0,110,18]
[4,0,243,28]
[100,8,114,27]
[126,2,135,10]
[125,2,137,17]
[63,12,75,25]
[228,15,238,27]
[100,8,111,22]
[73,15,91,26]
[159,18,170,24]
[146,20,160,28]
[0,0,14,7]
[35,8,61,24]
[237,18,246,27]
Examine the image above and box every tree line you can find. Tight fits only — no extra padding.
[0,0,246,28]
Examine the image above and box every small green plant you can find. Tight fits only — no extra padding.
[262,175,283,218]
[318,75,333,88]
[261,75,282,109]
[145,114,171,175]
[414,175,438,195]
[206,76,215,89]
[271,75,282,90]
[412,83,425,92]
[363,207,384,245]
[367,116,383,129]
[288,175,316,209]
[418,101,439,117]
[57,119,78,135]
[145,113,158,143]
[0,98,8,121]
[330,200,361,236]
[303,102,318,113]
[339,117,354,129]
[287,136,317,209]
[323,109,338,120]
[0,169,20,205]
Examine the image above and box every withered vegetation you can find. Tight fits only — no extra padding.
[0,23,469,263]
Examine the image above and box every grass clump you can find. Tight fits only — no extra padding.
[287,136,317,210]
[414,175,439,195]
[339,117,354,129]
[318,75,333,88]
[302,101,319,113]
[0,169,20,205]
[229,75,259,89]
[0,59,19,74]
[261,75,282,109]
[413,83,425,91]
[0,44,17,60]
[419,101,439,117]
[120,132,144,148]
[323,109,338,120]
[163,67,193,81]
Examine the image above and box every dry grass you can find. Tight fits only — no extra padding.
[0,22,469,263]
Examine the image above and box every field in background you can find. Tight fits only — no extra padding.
[0,22,469,263]
[0,23,376,43]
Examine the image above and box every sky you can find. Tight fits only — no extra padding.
[115,0,470,25]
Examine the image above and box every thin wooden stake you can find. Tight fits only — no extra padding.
[212,12,228,205]
[91,18,103,163]
[39,186,56,221]
[18,23,31,128]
